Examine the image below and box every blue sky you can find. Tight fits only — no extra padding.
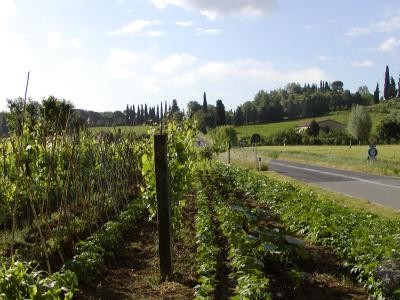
[1,0,400,112]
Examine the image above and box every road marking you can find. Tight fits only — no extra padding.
[270,161,400,190]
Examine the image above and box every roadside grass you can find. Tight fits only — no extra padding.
[233,110,386,138]
[257,145,400,177]
[217,148,400,220]
[89,125,151,136]
[219,145,400,177]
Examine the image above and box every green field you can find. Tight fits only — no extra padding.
[89,125,151,136]
[234,110,387,138]
[221,144,400,176]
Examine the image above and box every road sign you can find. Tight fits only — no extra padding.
[368,145,378,159]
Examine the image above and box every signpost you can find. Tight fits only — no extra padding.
[368,144,378,160]
[251,134,261,170]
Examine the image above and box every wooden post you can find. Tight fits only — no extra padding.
[154,134,172,281]
[228,142,231,165]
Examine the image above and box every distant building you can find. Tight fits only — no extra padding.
[295,119,346,133]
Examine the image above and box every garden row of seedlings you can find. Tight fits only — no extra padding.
[195,167,302,300]
[218,163,400,299]
[0,198,146,299]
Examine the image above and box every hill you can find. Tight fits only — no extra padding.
[234,107,388,138]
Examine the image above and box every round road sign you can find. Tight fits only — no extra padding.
[368,147,378,158]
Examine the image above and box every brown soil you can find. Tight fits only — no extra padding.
[76,199,197,300]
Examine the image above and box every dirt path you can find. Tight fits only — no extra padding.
[76,207,196,299]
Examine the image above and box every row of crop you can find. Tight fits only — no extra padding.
[195,169,275,300]
[0,198,145,299]
[194,184,220,299]
[215,163,400,298]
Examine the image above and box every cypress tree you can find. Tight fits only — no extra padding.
[374,83,380,104]
[132,105,136,125]
[164,101,167,117]
[160,102,163,120]
[398,75,400,98]
[203,92,208,112]
[389,77,397,99]
[216,99,226,126]
[384,65,390,100]
[156,105,160,123]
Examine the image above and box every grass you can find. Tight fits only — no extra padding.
[233,110,386,138]
[257,144,400,177]
[216,150,400,219]
[89,125,151,136]
[218,145,400,177]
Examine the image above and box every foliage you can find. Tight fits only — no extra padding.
[306,119,320,137]
[0,257,77,299]
[209,126,238,151]
[219,163,400,298]
[67,200,144,284]
[376,116,400,144]
[347,105,372,143]
[141,120,197,229]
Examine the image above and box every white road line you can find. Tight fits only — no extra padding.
[270,161,400,190]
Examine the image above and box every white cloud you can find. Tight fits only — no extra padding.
[106,49,329,92]
[174,20,194,27]
[372,16,400,33]
[351,60,374,68]
[346,12,400,37]
[149,0,277,20]
[0,0,17,22]
[378,38,400,52]
[107,19,163,37]
[152,53,197,74]
[46,32,82,50]
[196,27,222,35]
[345,26,371,37]
[46,31,63,48]
[315,53,331,62]
[66,58,90,70]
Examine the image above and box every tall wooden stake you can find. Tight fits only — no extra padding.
[154,134,172,281]
[228,142,231,165]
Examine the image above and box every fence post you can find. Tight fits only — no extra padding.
[228,142,231,165]
[154,134,173,281]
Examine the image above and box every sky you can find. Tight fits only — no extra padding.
[1,0,400,112]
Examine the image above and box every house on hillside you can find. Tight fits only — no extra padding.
[295,119,346,133]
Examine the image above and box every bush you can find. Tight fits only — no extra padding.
[210,126,238,151]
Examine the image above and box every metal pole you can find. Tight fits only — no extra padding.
[154,134,172,281]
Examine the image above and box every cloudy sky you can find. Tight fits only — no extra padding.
[1,0,400,112]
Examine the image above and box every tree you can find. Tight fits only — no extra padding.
[331,81,344,93]
[187,101,202,117]
[347,105,372,144]
[306,119,320,136]
[216,99,226,126]
[171,99,180,114]
[374,83,380,104]
[203,92,208,112]
[384,65,390,100]
[389,76,397,99]
[376,117,400,144]
[233,107,244,126]
[398,75,400,98]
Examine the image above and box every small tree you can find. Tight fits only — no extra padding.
[306,119,320,136]
[347,105,372,145]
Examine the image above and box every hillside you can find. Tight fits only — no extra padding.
[234,106,389,138]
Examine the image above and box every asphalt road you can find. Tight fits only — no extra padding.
[269,159,400,210]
